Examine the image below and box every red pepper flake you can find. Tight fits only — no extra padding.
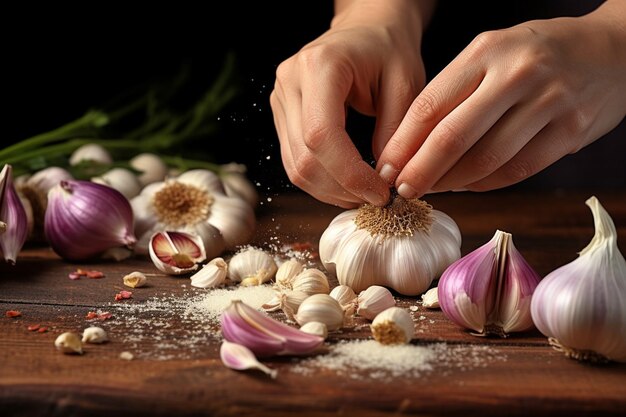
[114,290,133,301]
[86,270,105,279]
[6,310,22,318]
[290,242,314,252]
[86,311,99,319]
[37,327,48,333]
[86,311,113,321]
[27,324,40,331]
[68,272,82,280]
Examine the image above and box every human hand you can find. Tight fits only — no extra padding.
[270,0,434,208]
[377,1,626,198]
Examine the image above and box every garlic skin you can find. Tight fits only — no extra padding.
[357,286,396,320]
[291,268,330,296]
[54,332,83,354]
[82,327,109,344]
[295,294,345,331]
[220,340,277,379]
[123,271,148,288]
[45,180,136,261]
[262,290,309,320]
[69,143,113,166]
[190,257,228,288]
[149,231,206,275]
[421,287,440,309]
[438,230,541,336]
[0,165,29,264]
[220,299,324,357]
[275,258,304,290]
[319,197,461,296]
[131,169,255,258]
[92,168,142,200]
[371,307,414,345]
[299,321,328,340]
[220,163,259,207]
[228,247,277,286]
[130,153,168,186]
[531,197,626,363]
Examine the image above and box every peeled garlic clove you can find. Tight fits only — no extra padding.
[292,268,330,296]
[357,286,396,320]
[220,340,277,379]
[421,287,440,309]
[228,247,277,286]
[82,327,109,344]
[92,168,142,200]
[531,197,626,363]
[0,165,31,264]
[319,196,461,295]
[438,230,541,336]
[221,299,324,357]
[220,163,259,207]
[123,271,148,288]
[275,258,304,290]
[295,294,345,331]
[190,257,228,288]
[371,307,414,345]
[299,321,328,340]
[45,180,136,261]
[54,332,83,354]
[69,143,112,166]
[130,153,168,186]
[149,231,206,275]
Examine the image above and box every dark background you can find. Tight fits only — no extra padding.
[4,1,624,199]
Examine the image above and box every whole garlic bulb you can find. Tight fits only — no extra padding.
[220,163,258,207]
[69,143,112,166]
[319,196,461,295]
[130,153,169,186]
[92,168,142,200]
[228,247,277,286]
[531,197,626,363]
[295,294,345,331]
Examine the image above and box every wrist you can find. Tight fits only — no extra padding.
[582,0,626,67]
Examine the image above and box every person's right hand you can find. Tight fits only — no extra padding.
[270,0,433,208]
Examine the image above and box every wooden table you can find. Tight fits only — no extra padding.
[1,190,625,417]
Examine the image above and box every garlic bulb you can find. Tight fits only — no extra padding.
[371,307,414,345]
[190,257,228,288]
[228,247,278,286]
[131,169,255,259]
[69,143,112,166]
[357,286,396,320]
[0,165,29,264]
[220,163,259,207]
[45,180,136,261]
[130,153,168,186]
[92,168,142,200]
[295,294,345,331]
[319,196,461,295]
[149,231,206,275]
[275,258,304,290]
[531,197,626,363]
[291,268,330,296]
[299,321,328,339]
[438,230,541,337]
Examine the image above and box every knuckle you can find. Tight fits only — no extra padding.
[275,59,293,84]
[468,31,503,57]
[302,119,331,152]
[503,159,536,183]
[290,154,317,188]
[432,121,468,155]
[472,149,502,175]
[409,90,440,124]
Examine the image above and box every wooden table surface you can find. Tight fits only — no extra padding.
[1,189,625,417]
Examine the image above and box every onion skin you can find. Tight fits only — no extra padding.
[44,180,136,261]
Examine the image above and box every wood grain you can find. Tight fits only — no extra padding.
[1,190,625,417]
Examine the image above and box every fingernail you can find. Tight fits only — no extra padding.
[397,183,418,199]
[363,190,387,207]
[378,164,398,185]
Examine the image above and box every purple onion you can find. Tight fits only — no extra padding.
[0,164,29,264]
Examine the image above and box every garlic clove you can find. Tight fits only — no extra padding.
[92,168,142,200]
[291,268,330,296]
[299,321,328,340]
[295,294,345,331]
[190,257,228,288]
[82,326,109,344]
[228,247,277,286]
[220,163,259,207]
[220,340,277,379]
[357,286,396,320]
[149,231,206,275]
[130,153,169,186]
[21,167,73,233]
[0,165,30,264]
[45,180,136,261]
[329,285,357,308]
[220,299,324,357]
[54,332,83,354]
[421,287,440,309]
[177,169,225,196]
[262,290,309,319]
[69,143,113,166]
[208,194,256,250]
[123,271,148,288]
[275,258,304,290]
[371,307,414,345]
[531,197,626,363]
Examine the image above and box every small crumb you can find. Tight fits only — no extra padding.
[119,351,134,361]
[86,270,105,279]
[68,272,82,280]
[86,311,113,321]
[38,327,48,333]
[409,306,418,312]
[115,291,133,301]
[27,324,40,331]
[5,310,21,318]
[418,315,426,321]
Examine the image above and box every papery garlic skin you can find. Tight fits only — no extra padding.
[371,307,414,345]
[220,299,324,357]
[228,247,277,286]
[131,169,255,258]
[92,168,142,200]
[439,230,541,336]
[0,165,29,264]
[69,143,113,166]
[295,294,345,331]
[357,286,396,320]
[45,180,136,261]
[319,197,461,296]
[421,287,440,309]
[190,257,228,288]
[130,153,168,186]
[531,197,626,363]
[220,340,277,379]
[262,290,309,320]
[149,231,206,275]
